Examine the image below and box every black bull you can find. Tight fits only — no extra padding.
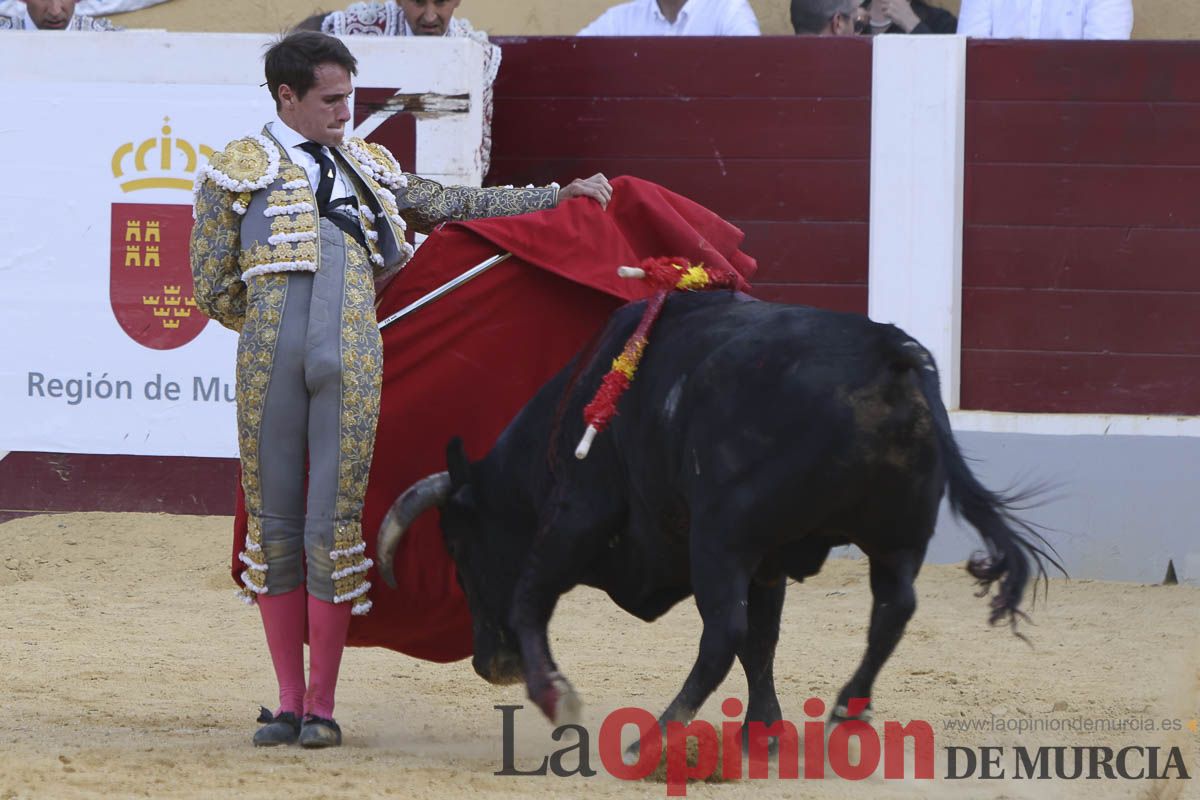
[377,290,1059,735]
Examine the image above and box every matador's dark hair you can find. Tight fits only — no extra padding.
[263,30,358,109]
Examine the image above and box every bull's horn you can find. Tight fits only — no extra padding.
[376,471,451,589]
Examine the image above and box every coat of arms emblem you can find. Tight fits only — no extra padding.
[109,119,214,350]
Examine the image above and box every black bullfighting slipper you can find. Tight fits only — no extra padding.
[299,714,343,749]
[252,706,301,747]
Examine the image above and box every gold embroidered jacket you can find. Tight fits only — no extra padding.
[189,126,558,332]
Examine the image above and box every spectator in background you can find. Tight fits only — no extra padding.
[317,1,500,177]
[579,0,761,36]
[863,0,956,34]
[0,0,121,29]
[322,0,470,37]
[957,0,1132,39]
[790,0,865,35]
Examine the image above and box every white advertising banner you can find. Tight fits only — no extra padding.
[0,82,271,457]
[0,33,484,458]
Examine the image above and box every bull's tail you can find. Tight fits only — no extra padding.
[900,336,1065,632]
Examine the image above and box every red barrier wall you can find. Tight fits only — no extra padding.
[962,41,1200,415]
[0,452,237,522]
[488,36,872,314]
[11,38,1200,521]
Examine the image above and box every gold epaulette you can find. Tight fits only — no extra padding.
[343,137,407,190]
[201,134,282,194]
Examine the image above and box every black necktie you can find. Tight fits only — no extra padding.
[297,142,367,250]
[298,141,335,214]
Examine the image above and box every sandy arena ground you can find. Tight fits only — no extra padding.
[0,511,1196,799]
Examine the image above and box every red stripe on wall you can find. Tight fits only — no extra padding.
[751,283,867,315]
[963,288,1200,355]
[491,97,870,160]
[0,453,238,518]
[966,164,1200,228]
[968,41,1200,103]
[960,351,1200,415]
[492,37,872,99]
[736,221,868,285]
[967,101,1200,166]
[489,37,871,313]
[965,226,1200,292]
[491,156,869,223]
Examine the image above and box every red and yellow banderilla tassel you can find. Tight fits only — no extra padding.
[616,255,741,294]
[575,256,740,459]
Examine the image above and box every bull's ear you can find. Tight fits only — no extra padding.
[446,436,471,489]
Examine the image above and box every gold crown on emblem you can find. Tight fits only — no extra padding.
[112,117,215,193]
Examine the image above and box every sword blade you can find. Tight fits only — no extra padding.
[377,251,513,331]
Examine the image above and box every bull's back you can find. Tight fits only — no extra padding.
[587,293,942,541]
[615,292,924,445]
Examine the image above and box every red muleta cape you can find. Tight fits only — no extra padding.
[229,176,756,661]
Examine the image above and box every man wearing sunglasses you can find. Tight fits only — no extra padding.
[791,0,867,35]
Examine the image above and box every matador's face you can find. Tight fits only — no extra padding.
[24,0,79,29]
[398,0,462,37]
[278,62,354,148]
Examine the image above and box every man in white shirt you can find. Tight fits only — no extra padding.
[579,0,761,36]
[0,0,121,29]
[957,0,1132,39]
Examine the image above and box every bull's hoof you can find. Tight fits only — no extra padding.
[554,673,583,727]
[624,729,664,766]
[829,703,874,725]
[532,671,582,725]
[531,682,559,721]
[741,725,782,758]
[827,704,872,767]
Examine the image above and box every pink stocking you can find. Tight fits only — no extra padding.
[257,587,307,716]
[305,596,352,719]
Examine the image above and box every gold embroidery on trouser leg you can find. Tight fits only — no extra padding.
[234,274,289,604]
[329,234,382,615]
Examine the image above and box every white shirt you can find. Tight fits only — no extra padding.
[957,0,1133,39]
[579,0,760,36]
[269,120,354,204]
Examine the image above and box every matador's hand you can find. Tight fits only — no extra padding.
[558,173,613,210]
